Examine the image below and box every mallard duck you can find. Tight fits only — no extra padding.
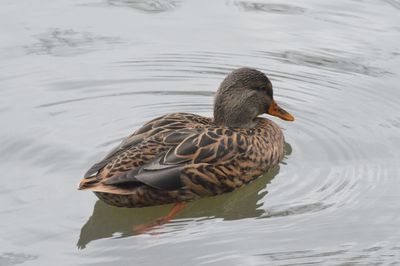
[79,68,294,216]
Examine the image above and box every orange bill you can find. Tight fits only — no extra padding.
[267,100,295,121]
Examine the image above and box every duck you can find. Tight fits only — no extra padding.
[78,67,294,228]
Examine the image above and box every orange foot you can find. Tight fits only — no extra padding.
[133,202,186,234]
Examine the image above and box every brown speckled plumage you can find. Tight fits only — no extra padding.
[78,68,294,208]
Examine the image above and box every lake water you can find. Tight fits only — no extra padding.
[1,0,400,265]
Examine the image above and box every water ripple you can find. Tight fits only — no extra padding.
[106,0,180,12]
[25,29,122,56]
[35,90,214,108]
[255,50,390,77]
[236,2,306,15]
[0,252,38,266]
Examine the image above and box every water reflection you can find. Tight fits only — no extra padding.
[78,161,284,249]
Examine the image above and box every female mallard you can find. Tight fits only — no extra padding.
[79,68,294,220]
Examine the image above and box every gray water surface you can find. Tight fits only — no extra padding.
[1,0,400,265]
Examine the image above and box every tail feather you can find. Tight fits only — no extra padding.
[78,176,138,195]
[78,177,99,190]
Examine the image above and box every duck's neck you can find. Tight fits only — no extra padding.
[213,96,259,128]
[213,110,258,128]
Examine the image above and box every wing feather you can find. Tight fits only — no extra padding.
[83,114,191,179]
[101,128,245,191]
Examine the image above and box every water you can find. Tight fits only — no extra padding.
[1,0,400,265]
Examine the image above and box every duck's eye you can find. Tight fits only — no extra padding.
[252,86,266,92]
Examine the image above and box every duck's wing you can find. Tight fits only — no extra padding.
[83,113,211,179]
[103,128,248,191]
[83,116,165,178]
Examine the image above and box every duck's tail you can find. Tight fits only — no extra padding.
[78,176,135,195]
[78,176,100,190]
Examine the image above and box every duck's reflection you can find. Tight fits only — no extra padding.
[77,143,292,249]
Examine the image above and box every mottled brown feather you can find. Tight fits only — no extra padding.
[79,113,285,207]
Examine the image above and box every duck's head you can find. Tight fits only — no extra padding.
[213,67,294,128]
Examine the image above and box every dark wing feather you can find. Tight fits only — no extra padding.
[102,128,244,191]
[103,152,183,190]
